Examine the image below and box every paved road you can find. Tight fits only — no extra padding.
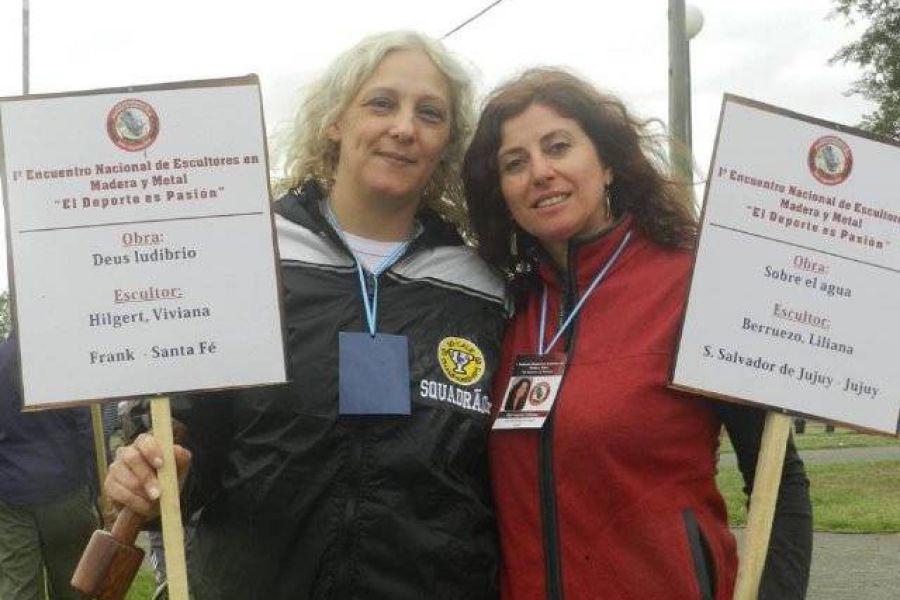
[728,444,900,599]
[720,444,900,466]
[733,529,900,600]
[809,532,900,600]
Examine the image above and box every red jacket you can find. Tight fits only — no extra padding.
[490,216,736,599]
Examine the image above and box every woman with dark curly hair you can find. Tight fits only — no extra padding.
[503,377,532,412]
[464,68,811,600]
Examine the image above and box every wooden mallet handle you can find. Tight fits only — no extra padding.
[71,508,146,600]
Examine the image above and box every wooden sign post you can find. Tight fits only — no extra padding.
[0,76,287,599]
[90,403,113,522]
[151,396,189,600]
[672,95,900,598]
[732,412,792,600]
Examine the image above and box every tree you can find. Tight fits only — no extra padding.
[830,0,900,139]
[0,291,9,339]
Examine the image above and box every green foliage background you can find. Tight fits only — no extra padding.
[831,0,900,139]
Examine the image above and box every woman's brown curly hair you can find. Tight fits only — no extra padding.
[463,67,697,286]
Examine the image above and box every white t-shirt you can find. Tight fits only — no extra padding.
[341,230,404,273]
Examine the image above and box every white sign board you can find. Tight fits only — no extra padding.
[672,95,900,435]
[0,77,287,408]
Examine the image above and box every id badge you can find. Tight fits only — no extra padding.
[339,332,411,415]
[493,353,566,430]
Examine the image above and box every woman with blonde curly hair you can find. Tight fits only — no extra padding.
[106,31,506,599]
[464,67,811,600]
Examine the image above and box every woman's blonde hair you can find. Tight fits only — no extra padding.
[271,31,476,224]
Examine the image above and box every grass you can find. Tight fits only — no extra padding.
[719,421,900,454]
[124,569,157,600]
[717,459,900,533]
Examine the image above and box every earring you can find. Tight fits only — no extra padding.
[604,186,612,220]
[510,228,533,274]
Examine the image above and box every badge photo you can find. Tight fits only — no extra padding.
[502,377,532,412]
[493,354,566,430]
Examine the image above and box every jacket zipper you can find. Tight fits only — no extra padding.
[316,195,419,597]
[333,423,365,597]
[538,244,579,600]
[333,271,380,597]
[683,508,715,600]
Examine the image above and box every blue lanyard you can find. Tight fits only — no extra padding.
[325,202,414,337]
[538,230,632,355]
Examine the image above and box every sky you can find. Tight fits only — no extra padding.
[0,0,874,291]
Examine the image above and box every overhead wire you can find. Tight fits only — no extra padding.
[441,0,506,39]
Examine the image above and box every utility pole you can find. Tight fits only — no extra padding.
[23,0,30,94]
[668,0,691,186]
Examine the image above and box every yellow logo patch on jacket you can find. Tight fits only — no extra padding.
[437,337,485,386]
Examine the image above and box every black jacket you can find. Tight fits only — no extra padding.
[175,184,507,599]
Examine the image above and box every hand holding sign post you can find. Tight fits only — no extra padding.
[672,95,900,598]
[0,76,286,599]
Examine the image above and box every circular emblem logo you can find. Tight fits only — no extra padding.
[528,382,551,407]
[807,135,852,186]
[438,337,485,386]
[106,99,159,152]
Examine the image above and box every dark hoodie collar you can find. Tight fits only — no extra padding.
[537,213,636,292]
[275,181,464,255]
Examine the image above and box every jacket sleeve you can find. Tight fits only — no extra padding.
[118,392,234,529]
[716,402,812,600]
[171,390,235,516]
